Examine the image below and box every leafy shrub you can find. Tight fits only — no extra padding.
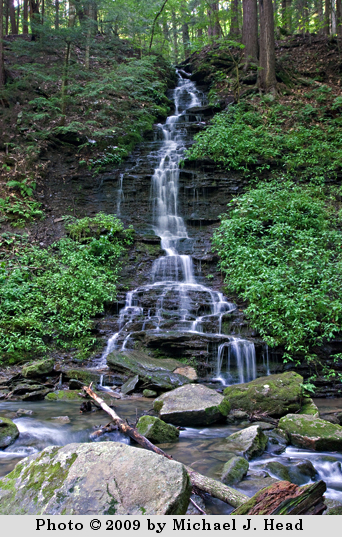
[213,181,342,361]
[0,214,133,363]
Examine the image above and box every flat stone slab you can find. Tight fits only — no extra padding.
[278,414,342,451]
[0,442,191,515]
[153,384,230,426]
[107,350,190,390]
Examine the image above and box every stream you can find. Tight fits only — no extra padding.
[0,72,341,514]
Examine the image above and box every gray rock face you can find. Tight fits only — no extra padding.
[0,417,19,449]
[0,442,191,515]
[221,456,249,485]
[136,416,180,443]
[121,375,139,395]
[107,350,190,390]
[224,425,268,460]
[153,384,230,426]
[278,414,342,451]
[22,359,55,378]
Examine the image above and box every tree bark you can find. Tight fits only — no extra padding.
[55,0,59,29]
[208,2,221,37]
[331,0,337,32]
[23,0,28,34]
[9,0,17,34]
[325,0,331,33]
[0,0,5,87]
[231,0,240,36]
[258,0,277,93]
[242,0,258,66]
[337,0,342,42]
[149,0,170,53]
[83,385,250,509]
[172,11,179,63]
[317,0,324,34]
[181,1,190,58]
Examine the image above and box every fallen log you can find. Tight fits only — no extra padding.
[83,384,249,508]
[232,480,327,515]
[90,422,117,440]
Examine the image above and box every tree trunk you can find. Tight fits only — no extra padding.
[325,0,331,33]
[242,0,258,66]
[231,0,240,36]
[55,0,59,29]
[149,0,170,53]
[208,2,221,37]
[83,385,250,509]
[29,0,40,38]
[181,1,190,58]
[0,0,5,87]
[337,0,342,42]
[23,0,28,34]
[172,11,179,63]
[61,0,76,121]
[258,0,277,93]
[317,0,324,34]
[331,0,337,32]
[9,0,17,34]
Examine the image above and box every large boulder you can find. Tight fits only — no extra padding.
[0,442,191,515]
[221,456,249,485]
[107,350,190,390]
[224,425,268,460]
[22,359,55,378]
[223,372,303,417]
[278,414,342,451]
[0,417,19,449]
[136,416,180,443]
[153,384,230,426]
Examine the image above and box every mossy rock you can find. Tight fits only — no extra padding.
[0,442,191,515]
[136,416,179,444]
[22,359,55,378]
[0,417,19,449]
[223,372,303,417]
[45,390,83,401]
[60,368,101,385]
[300,398,319,417]
[278,414,342,451]
[221,456,249,485]
[143,389,157,398]
[224,425,268,460]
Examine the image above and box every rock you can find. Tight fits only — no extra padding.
[22,359,55,378]
[288,461,318,484]
[12,384,45,395]
[19,389,51,401]
[45,390,83,401]
[107,350,191,390]
[153,384,230,426]
[50,416,71,423]
[224,425,268,460]
[121,375,140,395]
[0,417,19,449]
[223,372,303,417]
[300,398,319,417]
[136,416,180,444]
[15,409,33,416]
[226,410,249,423]
[68,379,84,390]
[263,461,291,481]
[173,366,198,382]
[278,414,342,451]
[221,456,249,485]
[60,368,101,385]
[324,499,342,515]
[143,389,157,398]
[0,442,191,515]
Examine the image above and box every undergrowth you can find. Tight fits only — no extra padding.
[0,213,133,363]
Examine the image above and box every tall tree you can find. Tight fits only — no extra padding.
[181,1,190,58]
[0,0,5,87]
[23,0,28,34]
[337,0,342,40]
[258,0,276,93]
[208,2,221,36]
[242,0,258,67]
[172,10,179,62]
[325,0,331,33]
[230,0,240,36]
[9,0,17,34]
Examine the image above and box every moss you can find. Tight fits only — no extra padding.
[136,415,179,443]
[218,399,231,417]
[278,414,342,451]
[153,400,163,413]
[22,359,54,378]
[45,390,83,401]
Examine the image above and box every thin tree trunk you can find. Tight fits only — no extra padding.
[0,0,5,87]
[258,0,277,93]
[181,1,190,58]
[60,0,76,121]
[16,0,19,33]
[331,0,336,32]
[5,0,9,35]
[337,0,342,42]
[325,0,331,33]
[172,11,179,63]
[55,0,59,29]
[149,0,170,53]
[231,0,240,36]
[317,0,324,33]
[23,0,28,34]
[9,0,17,34]
[83,385,250,509]
[41,0,44,23]
[208,2,221,37]
[242,0,258,67]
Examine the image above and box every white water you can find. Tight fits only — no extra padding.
[99,73,256,384]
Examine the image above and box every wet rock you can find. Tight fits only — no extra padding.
[226,410,249,424]
[221,456,249,485]
[143,389,157,398]
[107,350,190,390]
[288,461,318,484]
[22,359,55,378]
[153,384,230,426]
[45,390,83,401]
[68,379,84,390]
[186,494,206,515]
[300,398,319,417]
[278,414,342,451]
[19,389,51,401]
[319,411,342,426]
[0,442,191,515]
[263,461,291,481]
[223,372,303,417]
[173,366,198,381]
[121,375,139,395]
[136,416,179,444]
[15,409,33,416]
[50,416,71,424]
[12,384,45,395]
[323,499,342,515]
[224,425,268,460]
[59,368,101,386]
[0,417,19,449]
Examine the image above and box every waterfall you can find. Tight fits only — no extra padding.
[97,73,257,385]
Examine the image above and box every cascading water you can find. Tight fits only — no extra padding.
[99,72,256,385]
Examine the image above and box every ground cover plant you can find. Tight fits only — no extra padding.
[0,213,133,363]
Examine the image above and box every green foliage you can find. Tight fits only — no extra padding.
[186,100,341,183]
[0,214,133,363]
[7,178,36,197]
[0,196,44,227]
[213,181,341,360]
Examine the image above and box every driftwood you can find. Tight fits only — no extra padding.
[232,480,327,515]
[83,384,249,508]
